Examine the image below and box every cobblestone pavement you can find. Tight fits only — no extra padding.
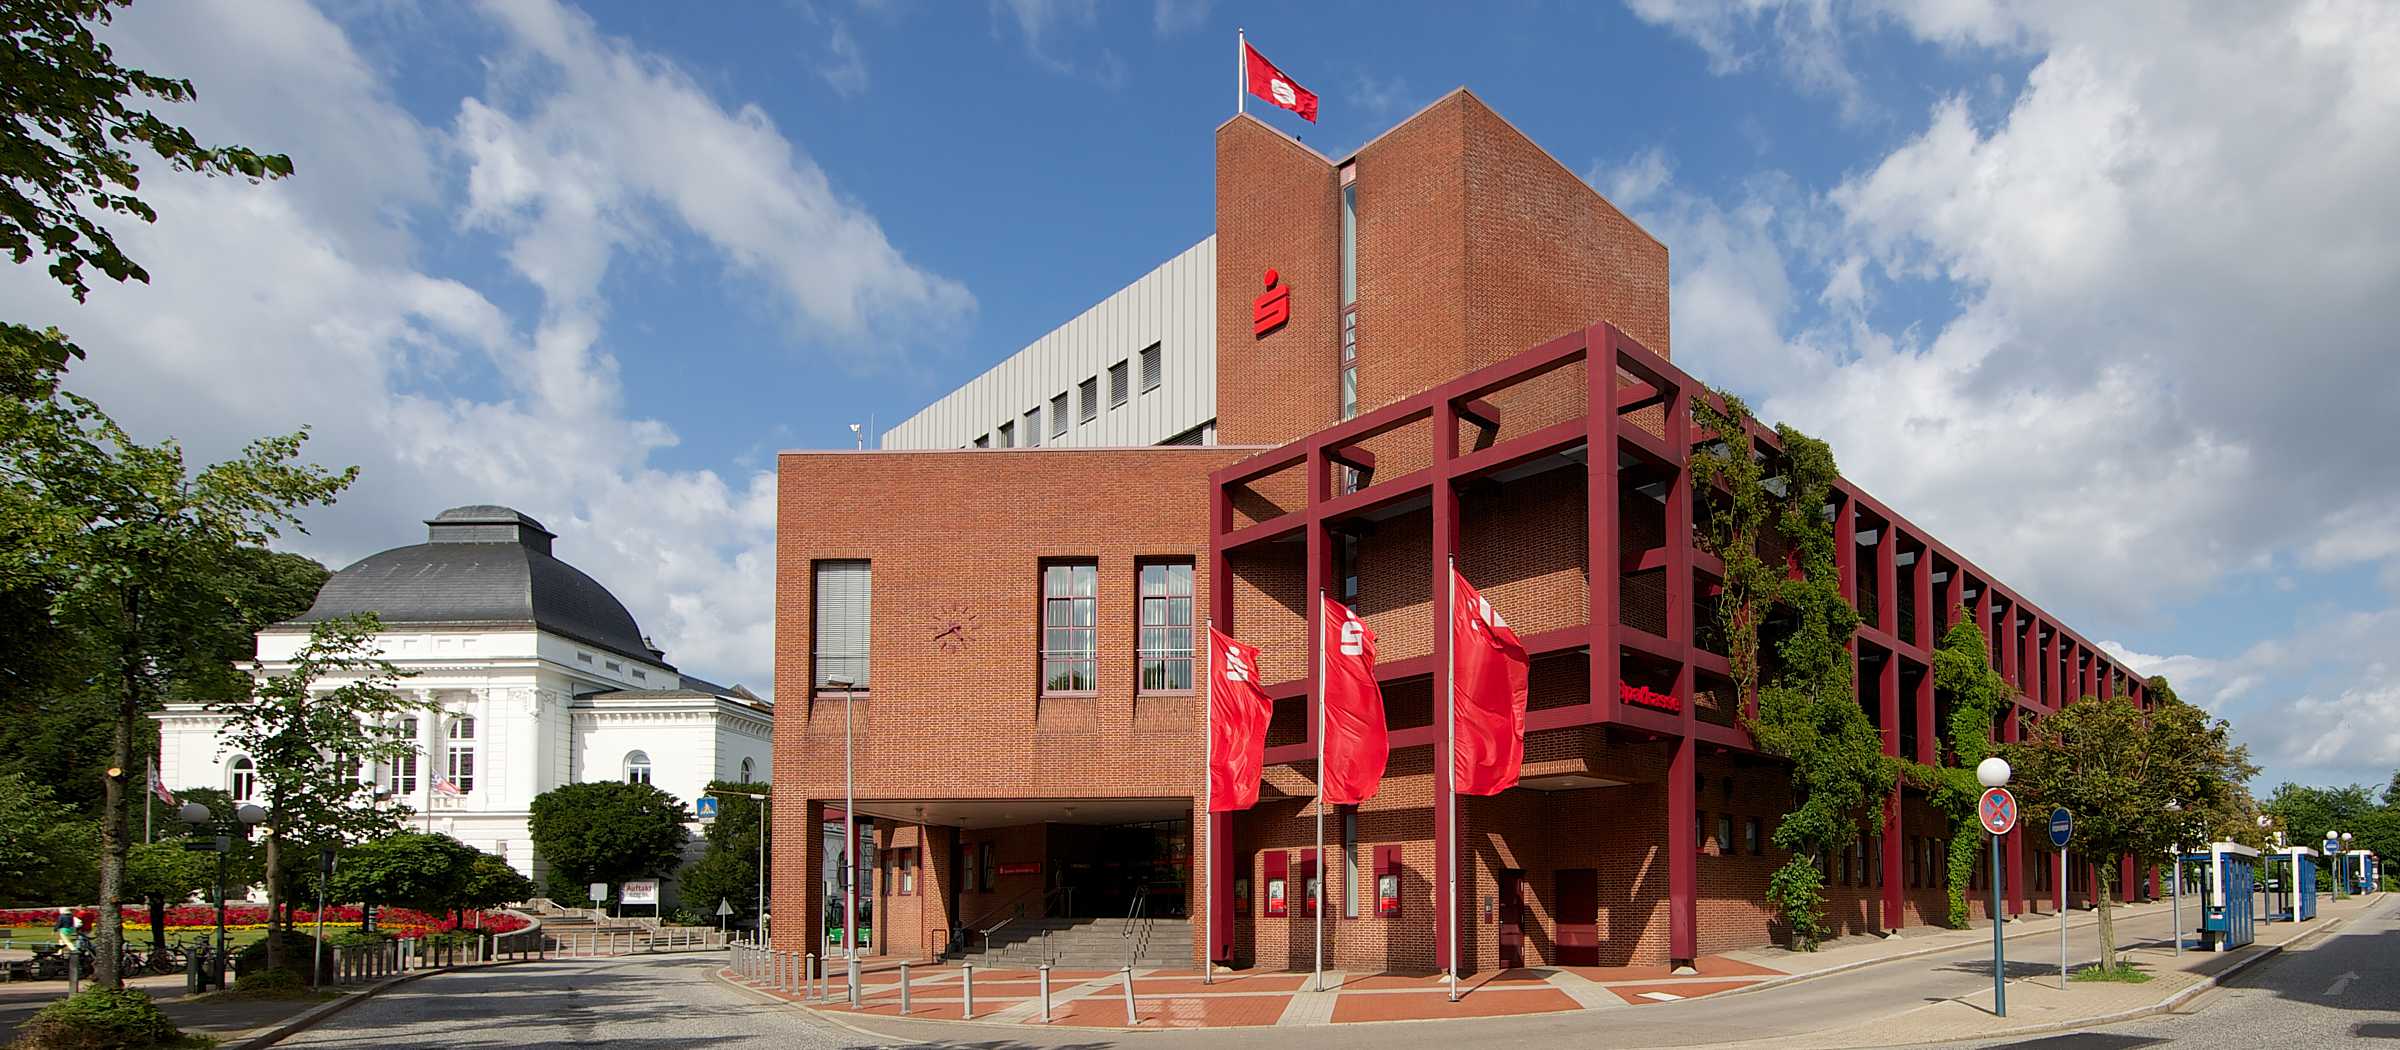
[277,953,907,1050]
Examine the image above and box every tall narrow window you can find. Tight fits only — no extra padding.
[1109,360,1130,406]
[1041,562,1097,693]
[1078,377,1099,422]
[813,560,872,689]
[973,434,989,448]
[1050,393,1069,437]
[228,755,257,802]
[444,714,477,794]
[1137,561,1194,692]
[1340,175,1359,420]
[1024,407,1041,446]
[1139,344,1161,392]
[391,717,419,796]
[624,750,652,785]
[739,757,754,782]
[997,421,1014,448]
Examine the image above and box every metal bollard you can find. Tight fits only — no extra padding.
[1039,963,1052,1022]
[962,963,975,1019]
[1121,966,1138,1026]
[68,949,80,996]
[804,953,817,1000]
[898,961,911,1015]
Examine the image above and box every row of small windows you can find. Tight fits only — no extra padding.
[811,558,1194,695]
[970,344,1162,448]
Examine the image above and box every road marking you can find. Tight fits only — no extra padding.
[2325,971,2359,996]
[1637,991,1684,1002]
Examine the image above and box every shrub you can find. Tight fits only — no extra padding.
[232,929,330,984]
[11,988,185,1050]
[229,966,310,998]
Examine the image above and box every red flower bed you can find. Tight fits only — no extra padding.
[0,905,528,934]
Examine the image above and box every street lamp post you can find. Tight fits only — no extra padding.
[179,801,265,990]
[1977,757,2011,1016]
[2328,830,2345,901]
[2167,800,2183,956]
[825,674,862,1009]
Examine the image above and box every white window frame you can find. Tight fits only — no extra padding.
[624,750,652,785]
[1040,562,1098,694]
[813,559,872,690]
[228,754,257,802]
[1136,561,1195,693]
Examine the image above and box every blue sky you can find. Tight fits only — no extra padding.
[7,0,2396,797]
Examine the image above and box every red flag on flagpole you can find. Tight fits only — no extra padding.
[1243,41,1319,122]
[1452,567,1530,796]
[1207,626,1274,812]
[1320,596,1387,804]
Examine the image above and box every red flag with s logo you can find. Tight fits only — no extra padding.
[1207,626,1273,812]
[1452,568,1530,796]
[1321,596,1387,804]
[1244,42,1318,122]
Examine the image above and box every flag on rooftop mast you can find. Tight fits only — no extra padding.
[1238,29,1318,122]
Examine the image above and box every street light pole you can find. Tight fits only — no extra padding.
[2167,800,2183,956]
[179,801,264,990]
[827,676,861,1008]
[1976,757,2011,1016]
[2329,829,2344,901]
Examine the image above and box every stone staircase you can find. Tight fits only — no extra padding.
[957,916,1192,970]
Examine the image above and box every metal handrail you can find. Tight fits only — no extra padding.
[1122,885,1152,969]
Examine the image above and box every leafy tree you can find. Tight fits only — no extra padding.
[0,770,95,906]
[455,853,534,923]
[122,840,208,949]
[677,781,769,930]
[208,614,421,971]
[0,0,294,303]
[1914,615,2015,928]
[327,832,479,919]
[0,351,352,988]
[528,781,691,905]
[2007,691,2254,965]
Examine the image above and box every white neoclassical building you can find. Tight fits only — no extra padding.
[154,505,772,884]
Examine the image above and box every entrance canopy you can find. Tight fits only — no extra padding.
[846,797,1189,829]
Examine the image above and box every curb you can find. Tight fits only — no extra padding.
[224,958,534,1050]
[1708,898,2193,1001]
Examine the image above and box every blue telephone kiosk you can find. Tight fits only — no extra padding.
[2183,842,2257,951]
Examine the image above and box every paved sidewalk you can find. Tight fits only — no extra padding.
[719,891,2383,1035]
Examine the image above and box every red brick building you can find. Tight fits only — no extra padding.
[773,90,2153,975]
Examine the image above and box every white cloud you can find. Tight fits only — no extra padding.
[1348,73,1412,118]
[1625,0,1874,123]
[1153,0,1209,37]
[0,0,974,693]
[819,20,870,97]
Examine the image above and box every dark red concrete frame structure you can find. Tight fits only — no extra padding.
[1205,322,2152,970]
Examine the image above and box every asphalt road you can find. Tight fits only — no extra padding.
[274,953,898,1050]
[1955,893,2399,1050]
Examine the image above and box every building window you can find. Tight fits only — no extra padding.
[1340,179,1359,419]
[1139,343,1161,392]
[1746,817,1762,856]
[447,715,475,741]
[631,668,646,680]
[228,755,257,802]
[604,659,621,672]
[738,757,754,783]
[974,434,990,448]
[1024,407,1041,446]
[813,560,872,689]
[1050,393,1069,437]
[577,652,594,664]
[997,422,1014,448]
[446,745,475,794]
[1041,561,1098,693]
[1137,561,1194,692]
[391,717,419,796]
[1697,811,1709,853]
[979,842,998,892]
[901,848,918,895]
[1336,533,1359,604]
[1109,360,1129,406]
[1078,378,1098,423]
[624,750,652,785]
[1717,815,1733,858]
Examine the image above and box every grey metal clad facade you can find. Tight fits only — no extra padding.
[881,237,1217,450]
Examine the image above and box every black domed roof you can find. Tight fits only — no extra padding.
[290,505,668,669]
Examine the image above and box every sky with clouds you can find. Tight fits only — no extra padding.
[12,0,2397,794]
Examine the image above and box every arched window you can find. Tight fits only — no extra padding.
[624,751,652,785]
[446,714,475,740]
[228,755,256,802]
[738,757,754,783]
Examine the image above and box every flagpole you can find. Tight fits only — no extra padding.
[145,757,154,844]
[1203,617,1215,986]
[1236,28,1246,115]
[1446,557,1459,1003]
[1314,590,1326,993]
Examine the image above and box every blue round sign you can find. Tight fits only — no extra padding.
[2048,807,2073,848]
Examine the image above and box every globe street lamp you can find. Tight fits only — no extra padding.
[1975,757,2011,1015]
[2342,831,2356,895]
[2328,829,2344,901]
[179,801,265,989]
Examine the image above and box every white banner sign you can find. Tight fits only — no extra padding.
[622,879,660,906]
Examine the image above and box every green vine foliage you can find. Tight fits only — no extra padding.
[1692,392,1894,948]
[1917,617,2013,927]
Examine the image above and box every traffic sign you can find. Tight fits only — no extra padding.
[697,796,719,820]
[589,882,608,903]
[2048,808,2073,848]
[715,899,735,917]
[1979,787,2019,835]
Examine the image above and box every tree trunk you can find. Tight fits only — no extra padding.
[148,897,167,952]
[97,668,136,989]
[2095,856,2119,968]
[264,823,283,973]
